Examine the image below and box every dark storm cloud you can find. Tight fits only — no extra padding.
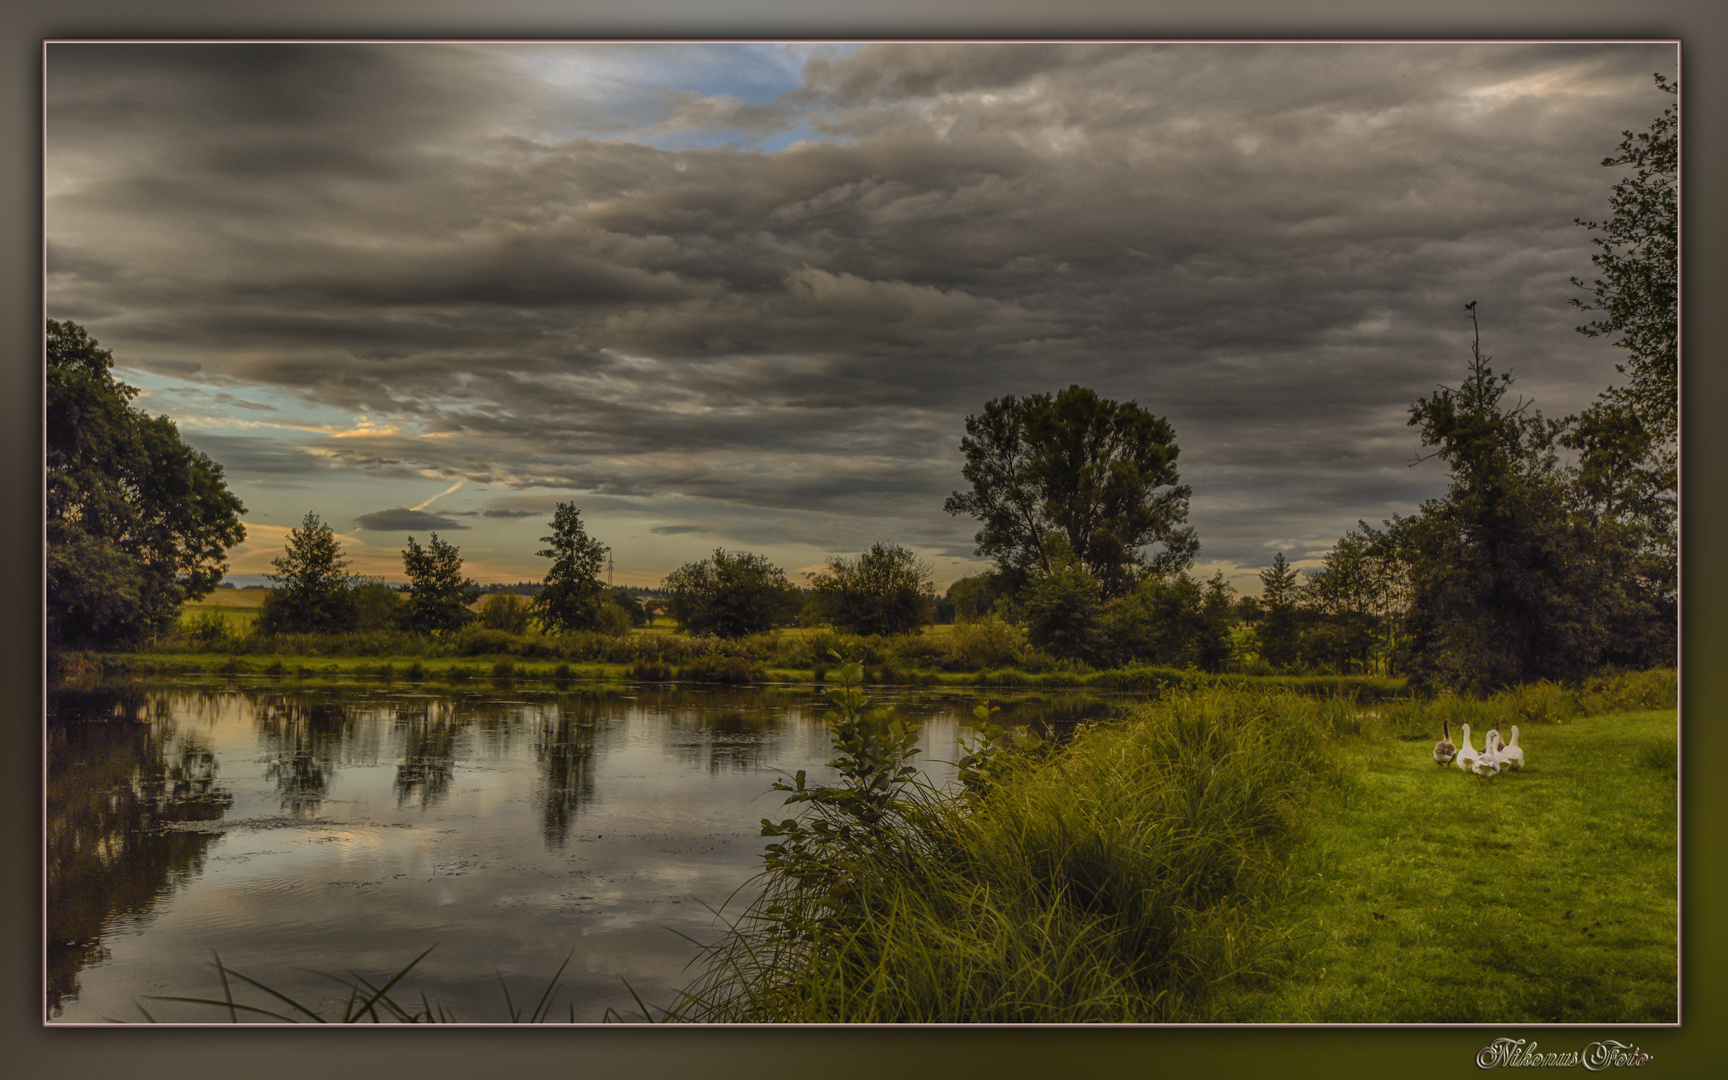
[355,508,470,532]
[45,41,1677,578]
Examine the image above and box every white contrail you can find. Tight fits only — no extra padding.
[411,480,465,512]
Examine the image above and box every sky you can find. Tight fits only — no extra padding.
[44,41,1678,592]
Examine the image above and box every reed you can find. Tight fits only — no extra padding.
[672,681,1347,1023]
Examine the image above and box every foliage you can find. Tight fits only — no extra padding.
[46,319,247,649]
[1016,550,1105,663]
[676,684,1342,1023]
[1098,571,1235,672]
[533,503,610,634]
[807,542,935,636]
[401,534,475,635]
[479,592,533,633]
[1254,553,1305,670]
[944,384,1197,599]
[258,513,356,635]
[1569,74,1678,457]
[1298,522,1404,675]
[945,570,1004,622]
[937,616,1038,671]
[1397,313,1636,693]
[179,609,238,651]
[349,581,401,632]
[664,548,803,638]
[953,701,1045,798]
[1557,75,1678,671]
[609,587,648,627]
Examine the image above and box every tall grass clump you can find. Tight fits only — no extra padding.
[673,677,1344,1023]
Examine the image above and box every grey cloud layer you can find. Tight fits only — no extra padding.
[45,42,1675,574]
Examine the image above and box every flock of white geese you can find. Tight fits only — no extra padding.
[1432,718,1525,777]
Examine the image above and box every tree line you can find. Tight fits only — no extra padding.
[46,77,1675,693]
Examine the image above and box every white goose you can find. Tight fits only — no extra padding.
[1432,719,1457,766]
[1454,723,1480,773]
[1473,728,1504,778]
[1499,724,1525,771]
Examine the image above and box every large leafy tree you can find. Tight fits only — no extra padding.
[808,542,935,637]
[1396,313,1634,692]
[534,502,609,634]
[258,512,355,634]
[944,385,1196,600]
[665,548,802,638]
[1569,73,1677,458]
[402,533,476,635]
[46,319,246,649]
[1561,75,1678,667]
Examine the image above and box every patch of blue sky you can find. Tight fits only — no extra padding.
[118,366,378,441]
[510,42,860,151]
[516,41,850,103]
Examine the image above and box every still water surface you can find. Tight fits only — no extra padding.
[46,678,1114,1024]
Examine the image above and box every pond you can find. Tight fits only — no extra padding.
[45,677,1123,1024]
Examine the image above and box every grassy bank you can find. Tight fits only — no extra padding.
[1212,706,1677,1023]
[81,647,1415,698]
[669,669,1676,1023]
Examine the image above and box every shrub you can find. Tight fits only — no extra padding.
[681,644,766,685]
[1497,680,1583,725]
[939,616,1033,671]
[180,610,237,651]
[479,593,534,634]
[1579,667,1677,714]
[456,626,530,657]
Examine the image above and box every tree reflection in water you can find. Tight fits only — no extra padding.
[393,703,457,810]
[655,687,787,776]
[534,695,608,849]
[45,687,233,1016]
[254,695,368,817]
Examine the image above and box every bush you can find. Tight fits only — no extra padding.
[939,616,1033,671]
[180,610,237,651]
[479,593,533,634]
[681,644,767,685]
[1579,667,1677,714]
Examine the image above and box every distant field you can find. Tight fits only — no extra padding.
[196,589,271,609]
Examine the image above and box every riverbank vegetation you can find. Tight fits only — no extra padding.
[666,666,1675,1023]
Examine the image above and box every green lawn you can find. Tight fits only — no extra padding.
[1214,707,1677,1023]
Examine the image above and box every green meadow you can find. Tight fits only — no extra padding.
[1213,706,1676,1023]
[667,672,1676,1024]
